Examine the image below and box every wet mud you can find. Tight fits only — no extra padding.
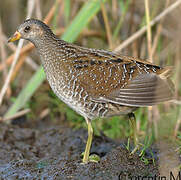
[0,120,159,179]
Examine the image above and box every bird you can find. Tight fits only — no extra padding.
[8,19,174,163]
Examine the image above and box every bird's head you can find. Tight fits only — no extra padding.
[8,19,53,43]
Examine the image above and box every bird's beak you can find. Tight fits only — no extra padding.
[8,31,21,43]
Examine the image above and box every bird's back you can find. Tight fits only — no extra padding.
[38,40,174,120]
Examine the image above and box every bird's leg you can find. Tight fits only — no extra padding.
[128,112,142,154]
[83,118,93,163]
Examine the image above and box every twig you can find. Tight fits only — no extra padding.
[115,0,181,52]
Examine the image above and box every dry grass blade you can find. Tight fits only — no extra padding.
[0,19,8,79]
[0,109,31,122]
[0,40,24,106]
[145,0,152,62]
[174,108,181,137]
[144,0,157,139]
[112,0,118,21]
[10,54,27,82]
[151,0,170,57]
[101,3,113,49]
[35,0,42,20]
[173,48,181,137]
[0,43,34,72]
[0,18,11,97]
[25,57,39,70]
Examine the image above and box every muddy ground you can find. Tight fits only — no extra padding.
[0,117,159,179]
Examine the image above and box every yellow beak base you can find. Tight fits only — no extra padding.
[8,31,21,43]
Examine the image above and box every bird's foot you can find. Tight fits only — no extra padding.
[81,152,100,164]
[130,142,144,155]
[126,138,144,155]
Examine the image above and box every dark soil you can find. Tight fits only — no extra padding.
[0,118,159,179]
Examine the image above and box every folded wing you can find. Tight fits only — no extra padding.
[93,72,174,107]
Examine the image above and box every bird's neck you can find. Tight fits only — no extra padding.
[32,33,60,53]
[32,33,65,60]
[32,33,74,76]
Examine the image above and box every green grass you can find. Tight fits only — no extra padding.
[64,0,71,25]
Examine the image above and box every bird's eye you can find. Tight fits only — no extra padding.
[24,26,31,33]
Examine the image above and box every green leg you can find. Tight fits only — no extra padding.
[128,113,141,154]
[83,120,93,163]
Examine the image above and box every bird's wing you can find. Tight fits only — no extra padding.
[92,70,174,107]
[71,47,174,107]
